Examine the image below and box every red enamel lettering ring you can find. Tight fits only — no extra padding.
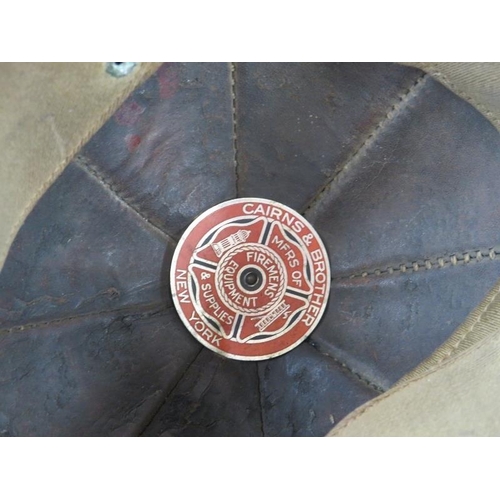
[170,198,330,360]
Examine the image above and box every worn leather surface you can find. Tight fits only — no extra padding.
[1,63,500,436]
[236,63,423,211]
[0,62,161,273]
[306,75,500,389]
[0,161,175,330]
[82,63,236,238]
[329,279,500,436]
[258,342,379,437]
[0,308,200,436]
[404,63,500,135]
[142,349,262,437]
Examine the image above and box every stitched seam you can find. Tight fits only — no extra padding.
[331,285,500,435]
[2,63,161,270]
[439,286,500,364]
[330,386,396,435]
[0,303,172,336]
[138,347,204,436]
[333,247,500,281]
[302,73,429,215]
[75,155,177,244]
[230,62,240,197]
[307,340,384,393]
[423,63,500,128]
[256,363,266,436]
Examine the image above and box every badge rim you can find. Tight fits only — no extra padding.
[170,197,331,361]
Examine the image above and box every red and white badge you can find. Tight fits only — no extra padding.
[170,198,330,360]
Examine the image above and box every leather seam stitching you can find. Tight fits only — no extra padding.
[302,73,429,215]
[307,340,385,393]
[138,347,204,436]
[0,303,172,336]
[230,62,240,197]
[75,155,177,244]
[330,285,500,435]
[256,364,266,436]
[333,247,500,281]
[2,63,161,268]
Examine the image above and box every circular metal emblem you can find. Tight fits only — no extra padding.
[170,198,330,360]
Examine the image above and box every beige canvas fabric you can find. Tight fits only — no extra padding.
[397,267,500,386]
[0,62,161,272]
[403,63,500,133]
[328,279,500,436]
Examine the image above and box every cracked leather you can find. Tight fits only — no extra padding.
[1,63,500,436]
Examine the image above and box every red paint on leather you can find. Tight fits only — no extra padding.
[126,134,142,152]
[157,64,179,99]
[115,100,145,126]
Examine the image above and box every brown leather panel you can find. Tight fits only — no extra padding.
[0,308,199,436]
[2,63,500,436]
[329,278,500,437]
[258,342,379,437]
[0,64,241,437]
[235,62,424,211]
[312,260,500,389]
[0,161,174,329]
[142,349,263,437]
[81,63,236,239]
[303,75,500,389]
[307,77,500,276]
